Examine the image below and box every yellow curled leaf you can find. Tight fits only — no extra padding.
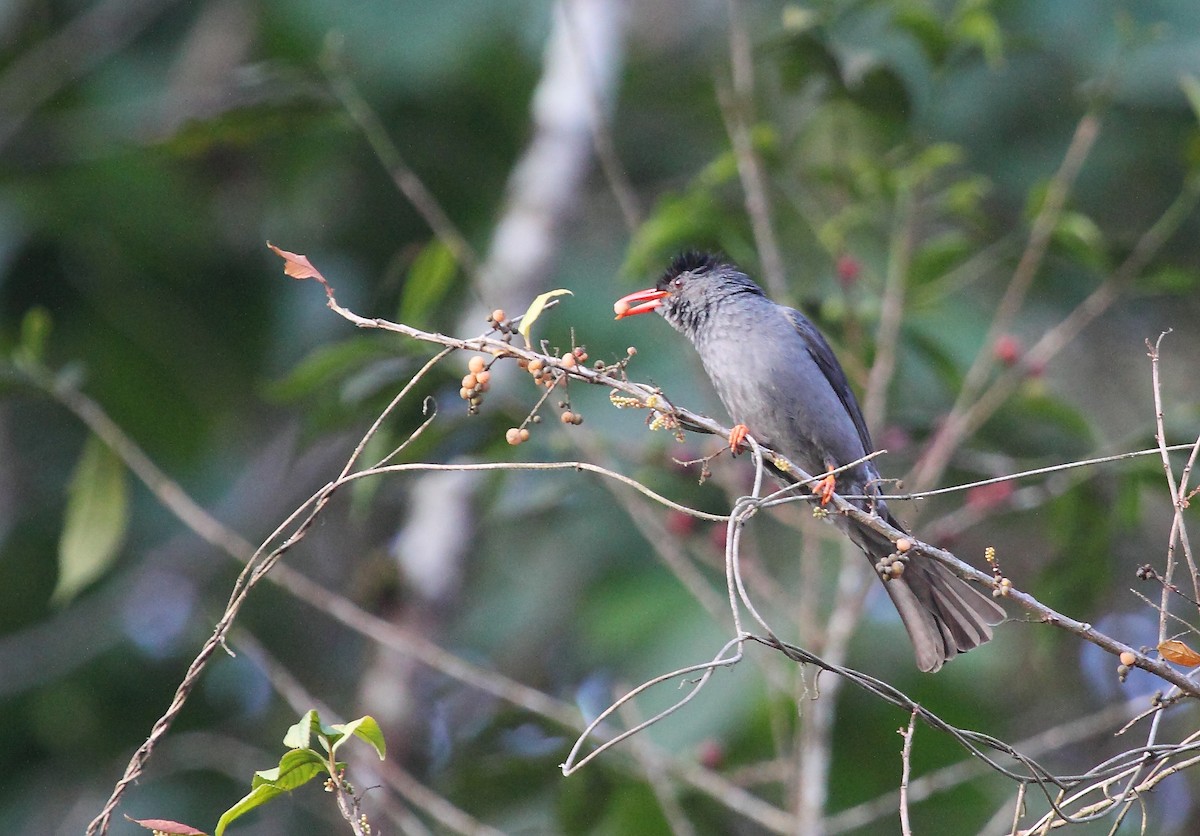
[1158,639,1200,667]
[517,289,573,344]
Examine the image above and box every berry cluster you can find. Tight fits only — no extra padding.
[459,306,643,447]
[875,537,912,581]
[459,354,492,415]
[505,345,590,445]
[458,309,511,416]
[1117,650,1137,683]
[984,545,1012,598]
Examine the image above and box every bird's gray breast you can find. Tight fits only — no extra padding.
[692,302,870,481]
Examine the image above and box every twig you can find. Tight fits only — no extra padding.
[275,267,1200,696]
[320,39,484,287]
[911,112,1101,493]
[1147,332,1200,613]
[863,181,915,437]
[237,631,502,836]
[561,636,746,775]
[912,160,1200,495]
[720,0,787,299]
[899,709,918,836]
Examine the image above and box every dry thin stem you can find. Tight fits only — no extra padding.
[862,181,915,437]
[237,631,503,836]
[720,0,787,299]
[911,112,1100,493]
[1147,332,1200,617]
[287,267,1200,696]
[561,636,747,775]
[825,694,1149,833]
[617,688,700,836]
[55,256,1200,832]
[899,709,918,836]
[913,162,1200,495]
[320,40,484,288]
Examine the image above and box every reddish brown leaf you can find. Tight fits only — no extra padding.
[267,243,326,282]
[126,817,208,835]
[1158,639,1200,667]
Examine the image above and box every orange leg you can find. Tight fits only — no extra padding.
[813,469,837,505]
[728,423,749,456]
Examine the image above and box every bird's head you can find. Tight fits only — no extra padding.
[614,251,763,338]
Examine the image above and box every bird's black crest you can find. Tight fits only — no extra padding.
[659,251,727,287]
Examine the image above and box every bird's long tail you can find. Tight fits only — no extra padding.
[851,514,1004,672]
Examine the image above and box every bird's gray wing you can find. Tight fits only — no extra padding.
[782,307,875,455]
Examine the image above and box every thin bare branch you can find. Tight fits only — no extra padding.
[720,0,786,299]
[911,113,1101,493]
[320,39,484,287]
[899,709,918,836]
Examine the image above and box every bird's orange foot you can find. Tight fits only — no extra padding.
[728,424,749,456]
[813,471,837,505]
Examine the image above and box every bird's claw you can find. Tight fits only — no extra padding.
[813,471,837,505]
[728,424,749,456]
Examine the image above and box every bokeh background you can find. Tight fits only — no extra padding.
[4,0,1200,833]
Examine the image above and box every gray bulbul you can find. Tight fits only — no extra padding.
[615,251,1002,671]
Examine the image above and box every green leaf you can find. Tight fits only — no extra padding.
[265,338,394,403]
[251,748,328,789]
[53,435,129,605]
[894,4,952,66]
[329,715,387,760]
[1140,265,1200,294]
[910,231,972,287]
[15,306,52,365]
[398,239,458,324]
[282,709,321,750]
[516,289,573,343]
[216,749,328,836]
[954,7,1004,67]
[1053,210,1108,268]
[1180,74,1200,125]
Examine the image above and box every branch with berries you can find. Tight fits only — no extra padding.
[270,243,1200,700]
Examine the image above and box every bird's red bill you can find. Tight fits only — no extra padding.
[614,288,668,319]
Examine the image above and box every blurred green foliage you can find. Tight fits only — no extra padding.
[4,0,1200,833]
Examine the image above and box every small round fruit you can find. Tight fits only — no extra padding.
[491,308,506,324]
[468,356,486,374]
[561,411,575,424]
[562,354,577,369]
[895,537,912,552]
[1119,651,1136,667]
[519,427,530,442]
[626,346,637,356]
[614,299,631,317]
[459,387,471,400]
[475,370,491,386]
[528,359,544,373]
[505,428,523,445]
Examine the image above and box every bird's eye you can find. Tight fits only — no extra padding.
[672,277,684,289]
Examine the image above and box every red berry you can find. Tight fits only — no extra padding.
[836,254,861,286]
[993,334,1022,367]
